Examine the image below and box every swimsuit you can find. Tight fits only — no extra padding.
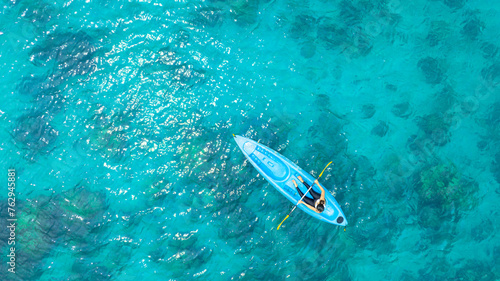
[296,179,321,207]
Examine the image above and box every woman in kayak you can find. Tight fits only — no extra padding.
[292,176,326,213]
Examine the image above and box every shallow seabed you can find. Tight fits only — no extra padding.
[0,0,499,280]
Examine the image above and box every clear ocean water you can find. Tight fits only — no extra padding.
[0,0,499,280]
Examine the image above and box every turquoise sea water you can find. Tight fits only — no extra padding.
[0,0,499,280]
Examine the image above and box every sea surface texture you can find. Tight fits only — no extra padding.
[0,0,499,280]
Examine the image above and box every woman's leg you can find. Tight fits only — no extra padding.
[296,185,315,206]
[298,176,321,200]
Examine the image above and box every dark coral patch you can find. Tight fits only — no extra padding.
[194,7,223,27]
[481,42,498,59]
[433,86,457,113]
[481,62,500,85]
[30,31,95,64]
[13,114,58,157]
[371,121,389,137]
[60,184,107,220]
[492,152,500,184]
[455,260,496,280]
[461,16,484,40]
[338,0,371,25]
[361,104,376,119]
[317,22,348,49]
[417,113,452,143]
[290,15,317,39]
[30,31,97,79]
[314,94,331,109]
[443,0,467,9]
[418,57,444,85]
[229,0,259,26]
[416,163,478,209]
[218,205,257,242]
[392,102,411,118]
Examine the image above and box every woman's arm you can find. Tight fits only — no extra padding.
[314,179,326,202]
[297,200,321,213]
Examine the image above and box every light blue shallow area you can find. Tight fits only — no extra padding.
[0,0,499,280]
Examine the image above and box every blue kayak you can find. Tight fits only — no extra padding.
[234,135,348,226]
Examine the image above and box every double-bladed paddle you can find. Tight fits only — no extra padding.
[277,161,332,230]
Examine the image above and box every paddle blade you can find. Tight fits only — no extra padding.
[277,215,289,230]
[319,161,333,178]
